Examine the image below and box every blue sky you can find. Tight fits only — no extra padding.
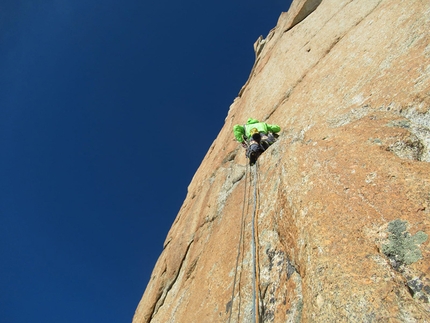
[1,1,291,322]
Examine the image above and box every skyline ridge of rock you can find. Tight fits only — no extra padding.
[133,0,430,321]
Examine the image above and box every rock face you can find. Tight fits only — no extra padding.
[133,0,430,322]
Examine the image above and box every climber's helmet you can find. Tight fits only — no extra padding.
[250,128,261,142]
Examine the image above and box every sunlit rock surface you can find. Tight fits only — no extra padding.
[133,0,430,321]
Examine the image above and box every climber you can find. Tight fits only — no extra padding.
[233,118,281,165]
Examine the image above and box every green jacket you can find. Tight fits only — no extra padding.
[233,118,280,142]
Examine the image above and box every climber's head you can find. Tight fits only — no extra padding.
[250,128,259,136]
[250,127,261,142]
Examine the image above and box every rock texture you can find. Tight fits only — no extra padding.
[133,0,430,322]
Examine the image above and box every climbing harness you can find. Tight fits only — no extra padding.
[244,131,277,166]
[228,161,262,323]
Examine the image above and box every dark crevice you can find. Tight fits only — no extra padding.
[150,239,195,320]
[286,0,323,32]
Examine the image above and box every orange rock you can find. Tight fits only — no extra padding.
[134,0,430,321]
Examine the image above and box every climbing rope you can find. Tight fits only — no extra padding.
[251,163,258,323]
[252,161,262,323]
[227,163,249,323]
[228,161,262,323]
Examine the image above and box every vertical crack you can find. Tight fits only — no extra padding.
[267,0,382,120]
[150,239,195,320]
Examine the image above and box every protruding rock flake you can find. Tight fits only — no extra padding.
[133,0,430,322]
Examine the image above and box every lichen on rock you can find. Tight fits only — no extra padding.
[382,219,428,267]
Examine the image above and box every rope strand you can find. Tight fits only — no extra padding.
[228,160,262,323]
[251,162,261,323]
[228,163,249,323]
[255,162,262,322]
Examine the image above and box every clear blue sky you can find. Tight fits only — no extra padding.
[1,1,291,322]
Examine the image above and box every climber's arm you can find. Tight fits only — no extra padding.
[233,125,246,142]
[267,124,281,134]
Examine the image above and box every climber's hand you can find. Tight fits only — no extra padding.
[241,142,247,149]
